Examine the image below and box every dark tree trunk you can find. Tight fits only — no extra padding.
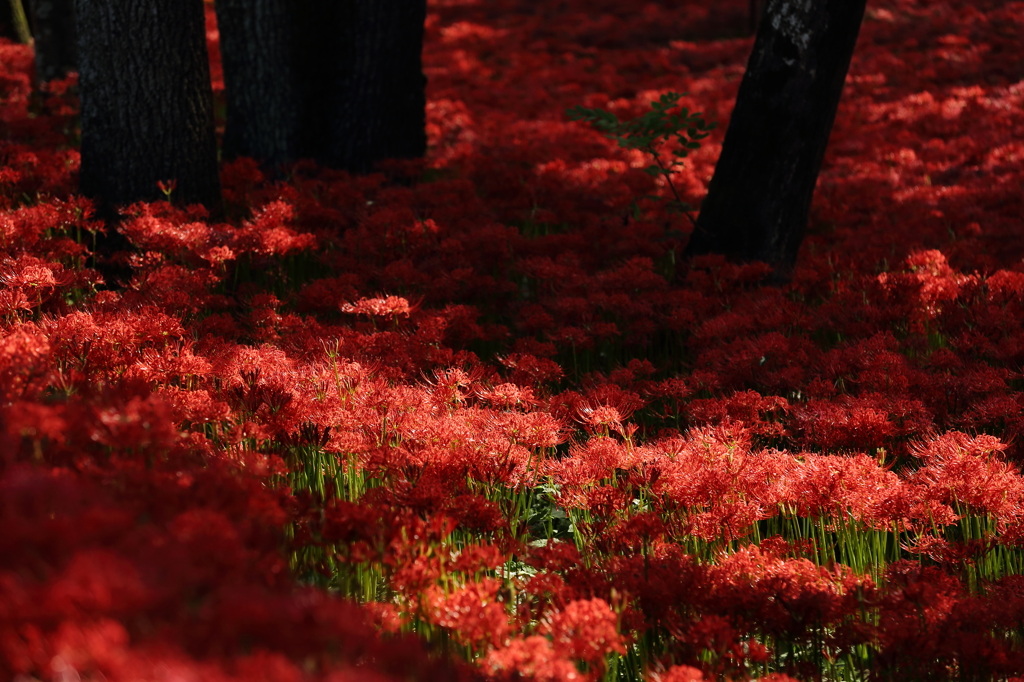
[307,0,427,173]
[684,0,867,279]
[216,0,426,174]
[28,0,77,84]
[215,0,298,170]
[74,0,221,215]
[748,0,761,35]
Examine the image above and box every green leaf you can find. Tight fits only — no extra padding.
[565,92,714,234]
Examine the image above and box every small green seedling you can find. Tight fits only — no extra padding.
[567,92,716,227]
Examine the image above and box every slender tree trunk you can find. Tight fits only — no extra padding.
[28,0,76,84]
[684,0,867,279]
[75,0,221,215]
[216,0,426,174]
[2,0,32,43]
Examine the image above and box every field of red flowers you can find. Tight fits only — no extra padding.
[3,0,1024,680]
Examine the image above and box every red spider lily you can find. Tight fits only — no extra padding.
[156,178,176,198]
[3,1,1024,679]
[499,353,565,388]
[651,665,707,682]
[475,382,540,410]
[341,294,416,319]
[483,636,582,682]
[424,578,512,649]
[542,598,625,667]
[908,431,1024,520]
[232,201,317,256]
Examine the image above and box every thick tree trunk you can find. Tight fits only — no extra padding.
[307,0,427,173]
[215,0,298,170]
[28,0,76,84]
[216,0,426,174]
[684,0,867,279]
[75,0,221,215]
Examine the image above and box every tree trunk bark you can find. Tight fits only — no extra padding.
[308,0,427,173]
[75,0,221,215]
[28,0,76,84]
[684,0,867,279]
[215,0,298,171]
[216,0,426,174]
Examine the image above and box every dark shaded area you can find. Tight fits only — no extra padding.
[1,0,31,42]
[683,0,868,278]
[217,0,426,175]
[28,0,77,84]
[74,0,221,216]
[748,0,762,34]
[0,1,17,40]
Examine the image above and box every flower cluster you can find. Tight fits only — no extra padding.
[2,0,1024,680]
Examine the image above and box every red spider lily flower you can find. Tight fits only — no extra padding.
[651,665,706,682]
[118,201,213,254]
[686,390,790,442]
[423,578,511,649]
[232,201,317,256]
[902,534,996,566]
[782,453,902,523]
[479,410,566,449]
[498,353,565,388]
[582,484,631,519]
[447,494,507,534]
[0,259,57,288]
[201,244,235,265]
[447,542,508,575]
[908,431,1024,520]
[525,540,584,574]
[475,382,540,410]
[341,295,415,319]
[0,257,75,316]
[986,269,1024,301]
[363,600,407,634]
[793,398,895,452]
[90,393,183,453]
[0,325,53,403]
[483,635,581,682]
[156,178,177,197]
[420,365,483,407]
[543,598,625,666]
[578,403,625,432]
